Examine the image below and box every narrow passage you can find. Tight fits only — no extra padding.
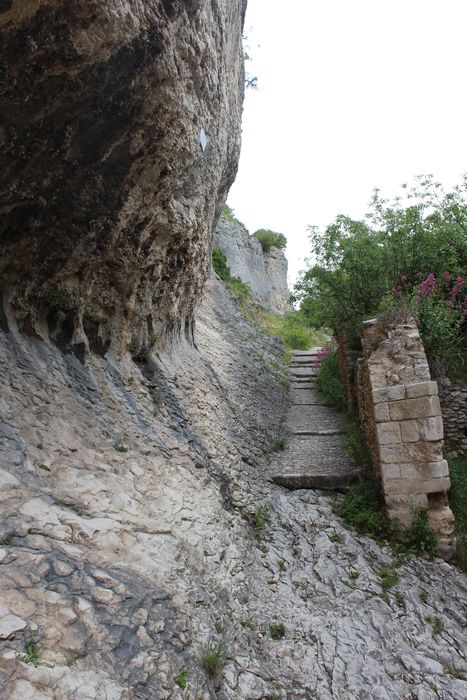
[271,348,362,489]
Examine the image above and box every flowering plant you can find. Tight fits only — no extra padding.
[390,272,466,376]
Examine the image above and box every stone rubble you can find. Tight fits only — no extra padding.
[0,275,466,699]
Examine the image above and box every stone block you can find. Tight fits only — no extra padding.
[400,420,420,443]
[399,463,420,478]
[406,381,438,399]
[381,463,400,479]
[389,395,441,421]
[386,509,415,527]
[423,460,449,479]
[376,422,401,445]
[380,440,443,464]
[386,476,450,495]
[419,415,443,442]
[374,402,390,422]
[386,385,406,401]
[385,493,428,510]
[372,388,389,404]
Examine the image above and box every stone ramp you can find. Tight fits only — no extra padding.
[271,348,362,489]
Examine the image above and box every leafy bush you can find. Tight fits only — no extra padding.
[294,175,467,374]
[212,246,231,282]
[254,229,287,253]
[315,350,347,411]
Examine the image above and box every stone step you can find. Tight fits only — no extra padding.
[284,404,345,433]
[291,367,316,377]
[271,434,361,490]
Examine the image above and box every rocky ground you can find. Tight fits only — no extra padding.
[0,274,466,699]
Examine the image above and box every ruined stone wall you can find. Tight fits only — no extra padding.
[358,321,455,558]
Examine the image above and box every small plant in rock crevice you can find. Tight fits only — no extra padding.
[250,504,269,540]
[377,567,399,590]
[175,668,187,689]
[23,640,40,666]
[200,641,227,677]
[271,435,286,452]
[269,622,286,640]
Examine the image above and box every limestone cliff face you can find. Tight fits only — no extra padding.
[0,0,246,355]
[214,218,290,314]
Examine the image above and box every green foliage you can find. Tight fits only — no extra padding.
[396,510,437,556]
[221,204,245,227]
[254,229,287,253]
[295,175,467,373]
[201,642,227,677]
[269,622,286,640]
[212,246,231,282]
[271,435,286,452]
[344,419,371,468]
[338,478,438,555]
[23,640,40,666]
[337,479,391,538]
[315,350,347,411]
[448,457,467,570]
[251,504,269,540]
[211,246,251,305]
[227,277,251,306]
[378,567,399,589]
[254,309,327,351]
[175,669,187,690]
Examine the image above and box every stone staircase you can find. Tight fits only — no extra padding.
[271,348,362,489]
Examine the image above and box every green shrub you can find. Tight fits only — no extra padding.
[315,351,347,411]
[269,623,286,640]
[254,229,287,253]
[337,479,391,538]
[227,277,251,305]
[212,246,231,282]
[281,326,310,350]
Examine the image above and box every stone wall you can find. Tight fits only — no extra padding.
[355,321,455,559]
[213,218,290,314]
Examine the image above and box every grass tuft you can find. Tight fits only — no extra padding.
[201,642,227,677]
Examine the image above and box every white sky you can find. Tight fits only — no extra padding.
[228,0,467,287]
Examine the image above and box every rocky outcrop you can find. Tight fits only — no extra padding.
[1,279,467,699]
[0,0,246,355]
[214,218,289,314]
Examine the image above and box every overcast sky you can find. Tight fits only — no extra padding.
[228,0,467,287]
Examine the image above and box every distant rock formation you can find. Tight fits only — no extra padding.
[213,218,290,314]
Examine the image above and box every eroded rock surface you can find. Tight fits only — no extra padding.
[1,277,466,699]
[214,218,290,314]
[0,0,245,353]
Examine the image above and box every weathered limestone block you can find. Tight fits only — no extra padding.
[406,381,438,399]
[376,422,402,445]
[400,416,443,443]
[374,402,390,422]
[388,395,441,421]
[380,440,443,465]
